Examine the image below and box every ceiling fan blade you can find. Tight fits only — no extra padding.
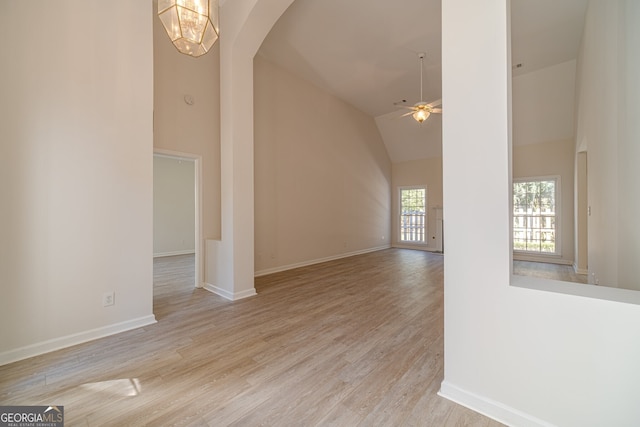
[398,105,417,111]
[431,108,442,113]
[400,110,415,117]
[427,99,442,107]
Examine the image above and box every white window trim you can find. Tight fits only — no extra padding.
[398,185,428,245]
[512,175,561,257]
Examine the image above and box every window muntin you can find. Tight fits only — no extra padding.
[513,178,558,254]
[400,187,426,243]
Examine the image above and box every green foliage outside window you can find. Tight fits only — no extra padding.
[400,188,426,243]
[513,179,556,253]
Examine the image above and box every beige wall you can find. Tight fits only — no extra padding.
[511,53,579,267]
[512,139,575,264]
[512,60,576,147]
[575,0,640,290]
[153,156,195,256]
[153,13,221,241]
[391,157,443,251]
[253,57,392,274]
[0,1,154,362]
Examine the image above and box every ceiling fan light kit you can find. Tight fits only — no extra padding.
[413,106,431,123]
[413,53,428,124]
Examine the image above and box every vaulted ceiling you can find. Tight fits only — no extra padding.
[257,0,589,163]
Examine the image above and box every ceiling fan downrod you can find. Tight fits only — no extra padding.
[418,52,425,103]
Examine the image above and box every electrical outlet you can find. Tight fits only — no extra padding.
[103,291,115,307]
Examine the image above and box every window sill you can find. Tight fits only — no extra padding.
[513,251,571,265]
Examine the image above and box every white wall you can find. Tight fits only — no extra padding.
[391,158,443,251]
[440,1,640,426]
[618,1,640,290]
[0,1,155,364]
[153,156,195,257]
[253,57,391,274]
[575,0,640,290]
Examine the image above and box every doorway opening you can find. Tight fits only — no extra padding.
[153,150,203,299]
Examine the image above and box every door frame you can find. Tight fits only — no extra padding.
[153,148,203,288]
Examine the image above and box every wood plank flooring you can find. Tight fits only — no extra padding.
[514,260,588,284]
[0,249,504,426]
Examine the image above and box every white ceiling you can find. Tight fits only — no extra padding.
[257,0,589,163]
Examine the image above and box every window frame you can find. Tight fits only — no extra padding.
[398,185,428,245]
[512,175,561,256]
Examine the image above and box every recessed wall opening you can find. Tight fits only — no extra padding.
[509,0,640,304]
[509,0,586,284]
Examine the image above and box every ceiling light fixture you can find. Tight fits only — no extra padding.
[158,0,219,58]
[397,53,442,124]
[412,53,430,123]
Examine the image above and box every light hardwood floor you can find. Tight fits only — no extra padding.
[1,249,504,426]
[514,260,588,284]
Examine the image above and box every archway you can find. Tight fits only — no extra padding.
[211,0,296,299]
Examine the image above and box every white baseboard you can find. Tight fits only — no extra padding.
[254,245,391,277]
[438,381,554,427]
[0,315,157,367]
[392,243,442,253]
[513,254,573,266]
[153,250,195,258]
[203,283,257,301]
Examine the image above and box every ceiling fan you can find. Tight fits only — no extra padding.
[397,52,442,123]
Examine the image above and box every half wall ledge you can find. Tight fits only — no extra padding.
[511,274,640,306]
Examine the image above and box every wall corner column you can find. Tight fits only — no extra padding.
[208,0,295,300]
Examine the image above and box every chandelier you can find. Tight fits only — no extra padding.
[158,0,219,57]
